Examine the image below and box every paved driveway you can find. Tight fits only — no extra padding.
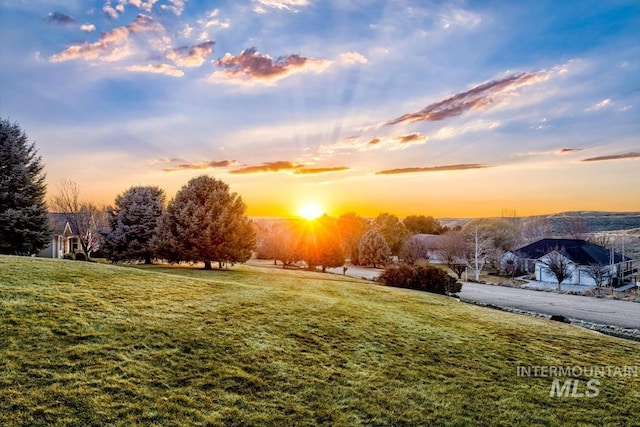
[459,282,640,329]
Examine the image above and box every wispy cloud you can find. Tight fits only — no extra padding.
[45,12,74,25]
[209,48,330,85]
[513,147,585,160]
[166,41,215,67]
[386,72,549,125]
[439,8,482,29]
[396,133,424,144]
[80,23,96,32]
[163,160,239,172]
[128,14,163,32]
[585,98,613,112]
[127,0,159,14]
[148,157,184,165]
[103,1,121,19]
[315,118,499,159]
[558,147,583,154]
[199,9,231,29]
[376,164,491,175]
[293,166,350,175]
[126,63,184,77]
[231,161,296,174]
[340,51,368,65]
[430,120,500,140]
[581,152,640,162]
[50,14,163,63]
[103,0,157,19]
[252,0,309,12]
[160,0,185,16]
[230,161,348,175]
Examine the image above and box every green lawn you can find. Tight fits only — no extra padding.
[1,256,638,426]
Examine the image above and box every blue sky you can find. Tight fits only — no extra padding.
[1,0,639,217]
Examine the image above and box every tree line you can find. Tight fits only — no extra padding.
[64,177,255,269]
[2,118,616,284]
[1,119,255,268]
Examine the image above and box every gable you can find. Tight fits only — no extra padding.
[48,213,78,236]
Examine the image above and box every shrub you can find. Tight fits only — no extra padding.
[379,263,415,288]
[74,252,87,261]
[413,265,462,295]
[62,253,74,260]
[380,263,462,295]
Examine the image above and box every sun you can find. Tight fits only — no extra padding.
[298,203,324,220]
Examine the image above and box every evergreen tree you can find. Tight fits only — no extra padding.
[156,175,256,269]
[373,212,409,255]
[102,185,165,263]
[357,229,391,268]
[0,119,51,254]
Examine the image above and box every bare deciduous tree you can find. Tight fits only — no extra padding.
[539,247,575,291]
[468,225,488,282]
[439,231,468,279]
[584,262,611,291]
[521,217,552,243]
[401,235,430,265]
[50,178,101,259]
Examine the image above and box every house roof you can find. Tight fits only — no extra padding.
[414,233,446,248]
[513,238,630,265]
[48,213,77,235]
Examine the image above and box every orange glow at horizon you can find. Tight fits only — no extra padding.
[47,158,640,221]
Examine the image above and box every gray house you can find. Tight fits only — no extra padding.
[503,238,635,287]
[37,213,80,259]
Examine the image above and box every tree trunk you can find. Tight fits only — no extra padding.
[80,241,91,261]
[144,256,152,264]
[204,260,212,270]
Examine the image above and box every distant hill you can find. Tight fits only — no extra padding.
[440,211,640,234]
[544,211,640,233]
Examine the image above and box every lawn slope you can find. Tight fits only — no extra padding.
[1,256,639,426]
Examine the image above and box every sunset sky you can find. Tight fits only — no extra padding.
[1,0,639,218]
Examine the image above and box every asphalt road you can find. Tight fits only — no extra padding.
[459,282,640,329]
[327,266,640,329]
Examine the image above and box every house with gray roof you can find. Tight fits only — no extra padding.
[504,238,635,287]
[37,213,81,258]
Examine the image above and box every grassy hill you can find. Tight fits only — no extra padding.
[1,256,639,426]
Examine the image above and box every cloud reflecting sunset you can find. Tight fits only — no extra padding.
[1,0,638,217]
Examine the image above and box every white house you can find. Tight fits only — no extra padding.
[503,238,635,287]
[37,213,80,259]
